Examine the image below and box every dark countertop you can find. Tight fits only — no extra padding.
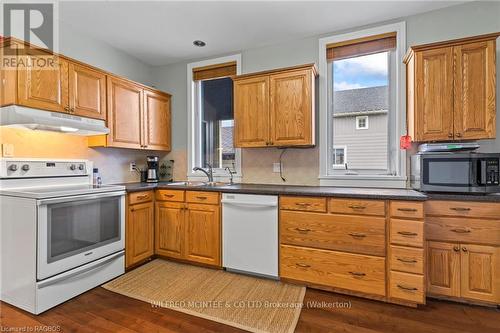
[114,181,500,202]
[115,182,428,200]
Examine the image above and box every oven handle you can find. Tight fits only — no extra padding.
[37,191,126,205]
[37,251,124,289]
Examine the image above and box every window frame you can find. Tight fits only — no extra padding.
[187,54,242,181]
[318,22,407,188]
[355,116,369,130]
[332,145,347,169]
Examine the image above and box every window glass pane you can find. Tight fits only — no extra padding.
[200,77,235,169]
[332,51,389,173]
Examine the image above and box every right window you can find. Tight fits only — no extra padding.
[327,33,397,176]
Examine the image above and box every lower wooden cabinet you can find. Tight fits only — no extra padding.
[427,241,500,304]
[126,196,154,268]
[155,201,184,259]
[155,191,221,267]
[184,203,221,266]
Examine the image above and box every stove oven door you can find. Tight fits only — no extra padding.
[37,191,125,280]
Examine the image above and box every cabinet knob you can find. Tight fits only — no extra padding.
[456,133,462,138]
[448,133,453,138]
[64,106,70,112]
[453,246,460,252]
[462,247,468,252]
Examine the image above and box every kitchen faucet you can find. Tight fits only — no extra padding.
[225,167,236,185]
[193,163,213,182]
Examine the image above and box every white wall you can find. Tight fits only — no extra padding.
[58,22,153,85]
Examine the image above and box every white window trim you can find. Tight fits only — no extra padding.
[318,22,407,188]
[186,54,242,182]
[333,145,347,169]
[356,116,369,130]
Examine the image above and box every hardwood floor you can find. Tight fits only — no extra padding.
[1,287,499,333]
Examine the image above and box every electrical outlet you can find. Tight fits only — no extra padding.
[2,143,14,157]
[273,162,281,173]
[129,162,136,172]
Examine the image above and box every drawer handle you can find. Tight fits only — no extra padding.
[397,257,418,264]
[348,205,366,209]
[136,195,149,200]
[397,208,418,212]
[348,232,367,238]
[397,284,418,292]
[397,231,418,237]
[349,271,366,277]
[450,228,471,234]
[196,196,208,200]
[295,202,312,207]
[163,194,175,198]
[295,228,312,232]
[450,207,471,212]
[295,263,311,268]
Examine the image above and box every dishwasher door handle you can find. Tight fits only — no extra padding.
[221,200,277,208]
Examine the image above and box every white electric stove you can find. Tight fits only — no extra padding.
[0,158,126,314]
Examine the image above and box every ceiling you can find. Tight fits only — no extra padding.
[59,1,465,67]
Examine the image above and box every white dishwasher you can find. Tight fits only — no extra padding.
[222,193,278,279]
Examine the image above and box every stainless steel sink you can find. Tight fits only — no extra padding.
[166,181,232,187]
[166,181,206,187]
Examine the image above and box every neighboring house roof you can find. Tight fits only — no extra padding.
[333,86,388,117]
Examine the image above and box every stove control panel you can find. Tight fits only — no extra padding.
[0,159,89,178]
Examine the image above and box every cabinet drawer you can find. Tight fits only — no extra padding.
[280,196,327,212]
[329,198,385,216]
[426,217,500,246]
[390,219,424,247]
[389,246,424,274]
[156,190,185,202]
[280,245,386,296]
[426,200,500,219]
[389,271,425,304]
[390,201,424,219]
[186,191,219,205]
[281,211,386,256]
[129,191,153,205]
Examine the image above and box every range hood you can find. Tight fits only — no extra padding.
[0,106,110,136]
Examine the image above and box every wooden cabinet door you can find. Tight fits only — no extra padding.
[68,62,106,120]
[126,201,154,268]
[184,203,221,266]
[143,89,171,151]
[427,241,460,297]
[17,53,69,113]
[155,202,184,259]
[270,69,313,146]
[107,76,143,149]
[415,47,454,141]
[454,41,496,140]
[234,76,270,147]
[460,244,499,303]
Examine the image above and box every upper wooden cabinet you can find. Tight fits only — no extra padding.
[405,33,499,142]
[91,76,172,151]
[143,89,171,151]
[107,76,143,149]
[68,62,106,120]
[233,64,317,148]
[16,51,69,113]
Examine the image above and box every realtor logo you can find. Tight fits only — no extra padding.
[1,2,58,69]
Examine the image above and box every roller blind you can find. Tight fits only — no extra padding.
[326,32,397,61]
[192,61,237,81]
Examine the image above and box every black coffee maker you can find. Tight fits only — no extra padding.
[146,156,159,183]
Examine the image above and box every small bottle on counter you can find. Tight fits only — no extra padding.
[93,168,100,186]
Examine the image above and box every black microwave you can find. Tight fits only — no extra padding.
[410,152,500,193]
